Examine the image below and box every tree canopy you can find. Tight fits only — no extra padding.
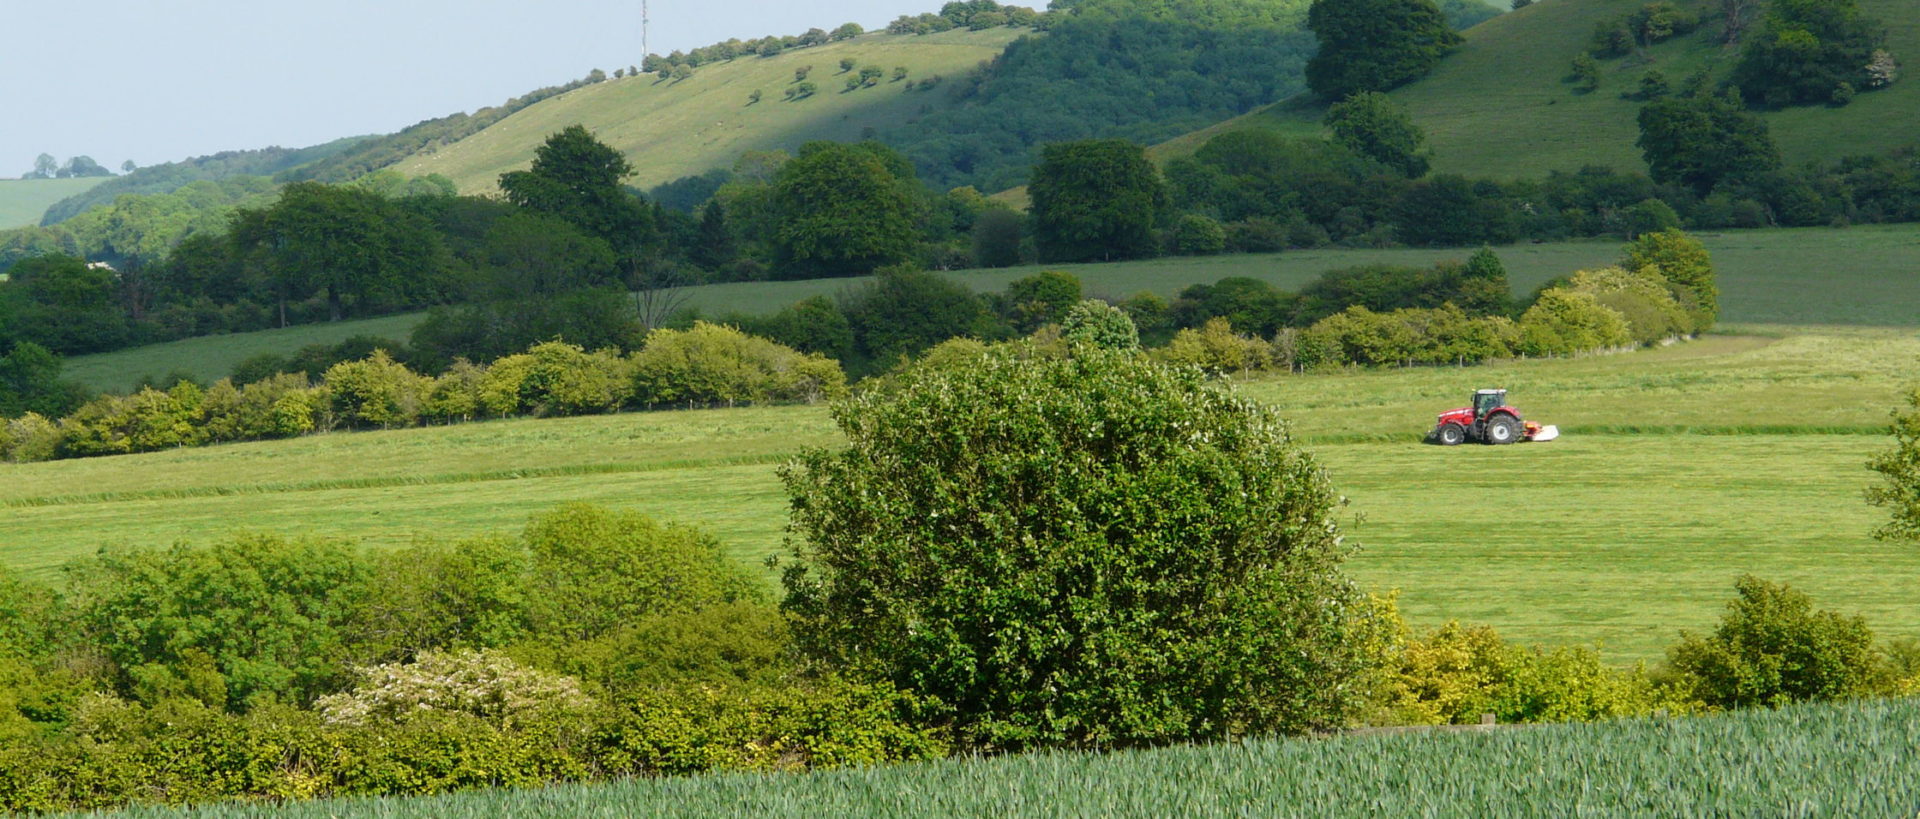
[1029,139,1166,263]
[1636,95,1780,195]
[770,142,921,278]
[1305,0,1463,99]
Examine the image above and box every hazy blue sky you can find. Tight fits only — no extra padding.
[3,0,947,177]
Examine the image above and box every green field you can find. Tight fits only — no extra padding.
[391,28,1026,193]
[63,224,1920,392]
[1156,0,1920,179]
[103,698,1920,817]
[16,328,1920,661]
[0,177,109,228]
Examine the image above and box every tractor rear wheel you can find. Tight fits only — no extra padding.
[1484,415,1520,445]
[1434,423,1466,446]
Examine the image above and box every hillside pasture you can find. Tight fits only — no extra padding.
[1158,0,1920,179]
[62,224,1920,392]
[0,177,109,228]
[14,329,1920,661]
[392,28,1027,194]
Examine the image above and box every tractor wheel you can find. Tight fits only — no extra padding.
[1484,415,1520,445]
[1434,423,1466,446]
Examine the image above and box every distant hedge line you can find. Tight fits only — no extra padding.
[0,322,844,464]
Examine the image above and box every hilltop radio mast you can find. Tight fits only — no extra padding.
[642,0,651,59]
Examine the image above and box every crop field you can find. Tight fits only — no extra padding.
[101,697,1920,818]
[13,329,1919,661]
[62,223,1920,392]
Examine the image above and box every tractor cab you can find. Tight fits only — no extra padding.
[1472,389,1508,419]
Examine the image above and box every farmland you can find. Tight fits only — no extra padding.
[102,697,1920,818]
[0,177,108,228]
[61,223,1920,392]
[13,328,1918,661]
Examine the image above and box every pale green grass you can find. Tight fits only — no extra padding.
[394,29,1027,193]
[1158,0,1920,179]
[15,329,1920,660]
[0,177,109,228]
[62,224,1920,393]
[99,698,1920,818]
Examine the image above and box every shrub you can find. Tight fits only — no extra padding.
[2,412,62,462]
[201,373,318,441]
[522,504,760,641]
[1666,576,1878,709]
[780,345,1379,749]
[347,537,533,662]
[1622,228,1717,330]
[1059,299,1140,350]
[1564,266,1693,344]
[632,321,847,407]
[1516,289,1633,356]
[316,650,593,728]
[523,600,794,697]
[58,382,209,457]
[1173,213,1227,255]
[1156,317,1273,375]
[420,358,487,423]
[1003,270,1083,331]
[478,341,631,417]
[322,350,425,429]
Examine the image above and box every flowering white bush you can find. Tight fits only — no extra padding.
[315,649,593,727]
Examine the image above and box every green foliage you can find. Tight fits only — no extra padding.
[1868,385,1920,543]
[840,269,992,367]
[1059,299,1140,351]
[57,381,209,456]
[1030,139,1166,263]
[1667,576,1878,709]
[0,254,130,354]
[497,126,652,258]
[969,207,1024,268]
[1302,304,1519,368]
[1636,95,1781,194]
[771,142,920,278]
[67,535,371,710]
[231,183,453,322]
[1562,266,1692,344]
[1172,213,1227,255]
[1306,0,1463,98]
[1155,316,1274,375]
[1515,288,1633,355]
[1733,0,1889,108]
[0,341,86,418]
[1622,228,1717,329]
[781,345,1377,749]
[527,601,794,696]
[477,341,633,417]
[1002,270,1082,331]
[322,350,425,429]
[349,538,532,661]
[523,504,760,642]
[1324,91,1430,177]
[631,322,848,406]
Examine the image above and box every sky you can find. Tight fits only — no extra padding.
[1,0,947,177]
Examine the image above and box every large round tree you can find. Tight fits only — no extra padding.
[1028,139,1165,263]
[778,344,1380,750]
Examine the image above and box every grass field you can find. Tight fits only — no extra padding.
[1155,0,1920,180]
[103,698,1920,817]
[391,28,1026,194]
[16,329,1920,661]
[63,223,1920,392]
[0,177,109,228]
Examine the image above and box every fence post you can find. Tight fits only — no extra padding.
[1480,712,1496,727]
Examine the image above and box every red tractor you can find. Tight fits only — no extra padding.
[1427,389,1557,446]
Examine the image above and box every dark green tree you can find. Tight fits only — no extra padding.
[1667,576,1877,709]
[498,125,654,260]
[1003,269,1082,331]
[770,142,920,278]
[0,341,87,418]
[1870,386,1920,543]
[971,207,1025,268]
[231,182,451,322]
[0,254,132,354]
[1731,0,1886,108]
[841,269,990,366]
[1029,139,1165,263]
[1305,0,1463,99]
[691,200,738,271]
[1636,95,1780,194]
[1324,91,1430,177]
[779,345,1379,749]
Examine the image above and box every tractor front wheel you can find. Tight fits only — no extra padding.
[1434,423,1466,446]
[1484,415,1520,445]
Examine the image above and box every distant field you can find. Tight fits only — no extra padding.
[16,329,1920,661]
[1158,0,1920,179]
[64,224,1920,393]
[394,28,1027,193]
[0,177,109,228]
[107,698,1920,818]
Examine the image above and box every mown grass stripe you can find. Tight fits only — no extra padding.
[0,453,795,510]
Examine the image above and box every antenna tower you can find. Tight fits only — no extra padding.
[642,0,651,59]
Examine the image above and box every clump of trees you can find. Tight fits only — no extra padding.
[1306,0,1462,99]
[1732,0,1894,108]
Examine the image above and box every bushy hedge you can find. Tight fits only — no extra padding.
[0,325,845,464]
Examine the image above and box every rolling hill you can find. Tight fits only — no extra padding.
[391,28,1027,193]
[0,177,110,228]
[1154,0,1920,179]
